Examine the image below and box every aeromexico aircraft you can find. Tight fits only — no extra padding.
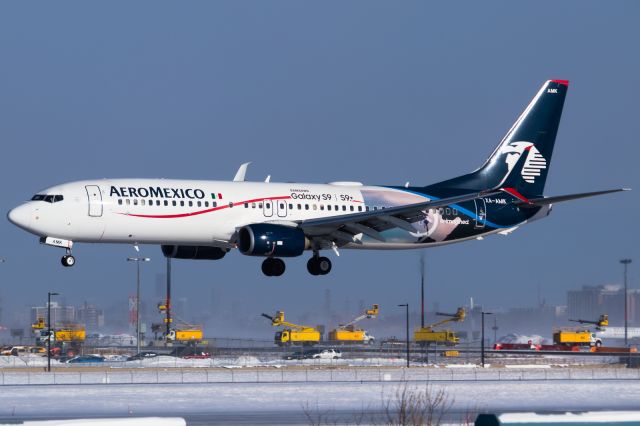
[7,80,628,276]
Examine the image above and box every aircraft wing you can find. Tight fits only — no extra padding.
[298,189,501,243]
[517,188,630,207]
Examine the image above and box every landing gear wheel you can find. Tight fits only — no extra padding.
[317,256,331,275]
[307,256,332,276]
[61,255,76,267]
[262,258,285,277]
[307,257,320,275]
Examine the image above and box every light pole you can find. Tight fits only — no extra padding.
[621,259,632,346]
[398,304,409,368]
[481,311,493,368]
[47,291,59,372]
[128,257,151,354]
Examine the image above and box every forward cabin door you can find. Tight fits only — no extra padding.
[85,185,103,217]
[474,198,486,229]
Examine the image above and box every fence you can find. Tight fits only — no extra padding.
[1,366,639,386]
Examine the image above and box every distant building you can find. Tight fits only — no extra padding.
[31,301,75,327]
[77,303,105,329]
[567,285,638,326]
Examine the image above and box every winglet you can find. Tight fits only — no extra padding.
[233,162,251,182]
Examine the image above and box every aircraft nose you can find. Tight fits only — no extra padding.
[7,204,32,230]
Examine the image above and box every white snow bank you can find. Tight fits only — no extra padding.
[499,410,640,422]
[5,418,185,426]
[498,333,548,344]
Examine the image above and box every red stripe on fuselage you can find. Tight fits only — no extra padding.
[119,196,291,219]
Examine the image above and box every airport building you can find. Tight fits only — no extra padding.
[30,301,75,327]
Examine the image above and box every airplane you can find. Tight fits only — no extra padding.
[7,79,628,276]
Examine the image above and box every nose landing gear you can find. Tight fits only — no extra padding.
[262,258,285,277]
[61,254,76,267]
[307,255,332,276]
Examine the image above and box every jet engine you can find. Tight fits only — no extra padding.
[238,224,308,257]
[161,245,227,260]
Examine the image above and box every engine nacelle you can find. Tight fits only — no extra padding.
[161,245,227,260]
[238,224,308,257]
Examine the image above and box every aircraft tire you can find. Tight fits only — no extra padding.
[261,258,274,276]
[317,257,332,275]
[61,255,76,267]
[307,258,320,275]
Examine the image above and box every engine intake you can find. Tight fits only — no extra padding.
[238,224,308,257]
[161,245,227,260]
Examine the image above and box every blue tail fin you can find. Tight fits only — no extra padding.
[434,80,568,197]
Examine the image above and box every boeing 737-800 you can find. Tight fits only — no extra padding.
[7,80,628,276]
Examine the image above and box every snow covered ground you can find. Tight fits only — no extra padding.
[0,379,639,419]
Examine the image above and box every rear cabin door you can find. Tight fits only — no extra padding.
[85,185,103,217]
[474,198,486,229]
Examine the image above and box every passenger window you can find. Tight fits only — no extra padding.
[118,199,123,205]
[297,204,302,210]
[126,199,131,205]
[288,204,293,209]
[244,203,248,208]
[180,201,184,207]
[357,206,362,212]
[342,205,347,211]
[320,205,324,211]
[279,203,285,209]
[213,202,217,207]
[172,201,177,206]
[335,205,339,211]
[305,204,309,210]
[156,200,160,206]
[134,199,138,205]
[258,203,263,208]
[327,205,332,211]
[373,206,378,211]
[313,204,317,210]
[350,206,354,211]
[365,206,370,211]
[205,201,209,207]
[164,200,169,206]
[252,203,256,208]
[141,199,146,206]
[265,203,270,209]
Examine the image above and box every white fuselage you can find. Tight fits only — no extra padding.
[8,178,435,248]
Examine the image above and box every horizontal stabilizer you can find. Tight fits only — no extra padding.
[518,188,630,207]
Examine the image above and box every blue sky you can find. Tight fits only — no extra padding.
[0,1,638,335]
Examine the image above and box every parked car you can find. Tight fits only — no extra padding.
[284,348,342,360]
[126,351,161,361]
[66,355,105,364]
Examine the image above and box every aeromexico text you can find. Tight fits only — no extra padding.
[110,186,206,199]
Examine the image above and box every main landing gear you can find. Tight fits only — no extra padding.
[307,255,331,276]
[262,257,285,277]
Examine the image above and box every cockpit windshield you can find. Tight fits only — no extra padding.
[31,194,63,203]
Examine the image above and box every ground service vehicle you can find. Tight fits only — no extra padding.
[262,311,321,346]
[165,328,203,342]
[328,304,378,344]
[553,330,602,347]
[414,307,465,346]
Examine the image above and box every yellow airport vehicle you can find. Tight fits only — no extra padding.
[37,327,86,343]
[328,304,379,344]
[442,350,460,357]
[569,314,609,330]
[166,328,203,342]
[553,330,602,347]
[262,311,321,346]
[414,307,465,346]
